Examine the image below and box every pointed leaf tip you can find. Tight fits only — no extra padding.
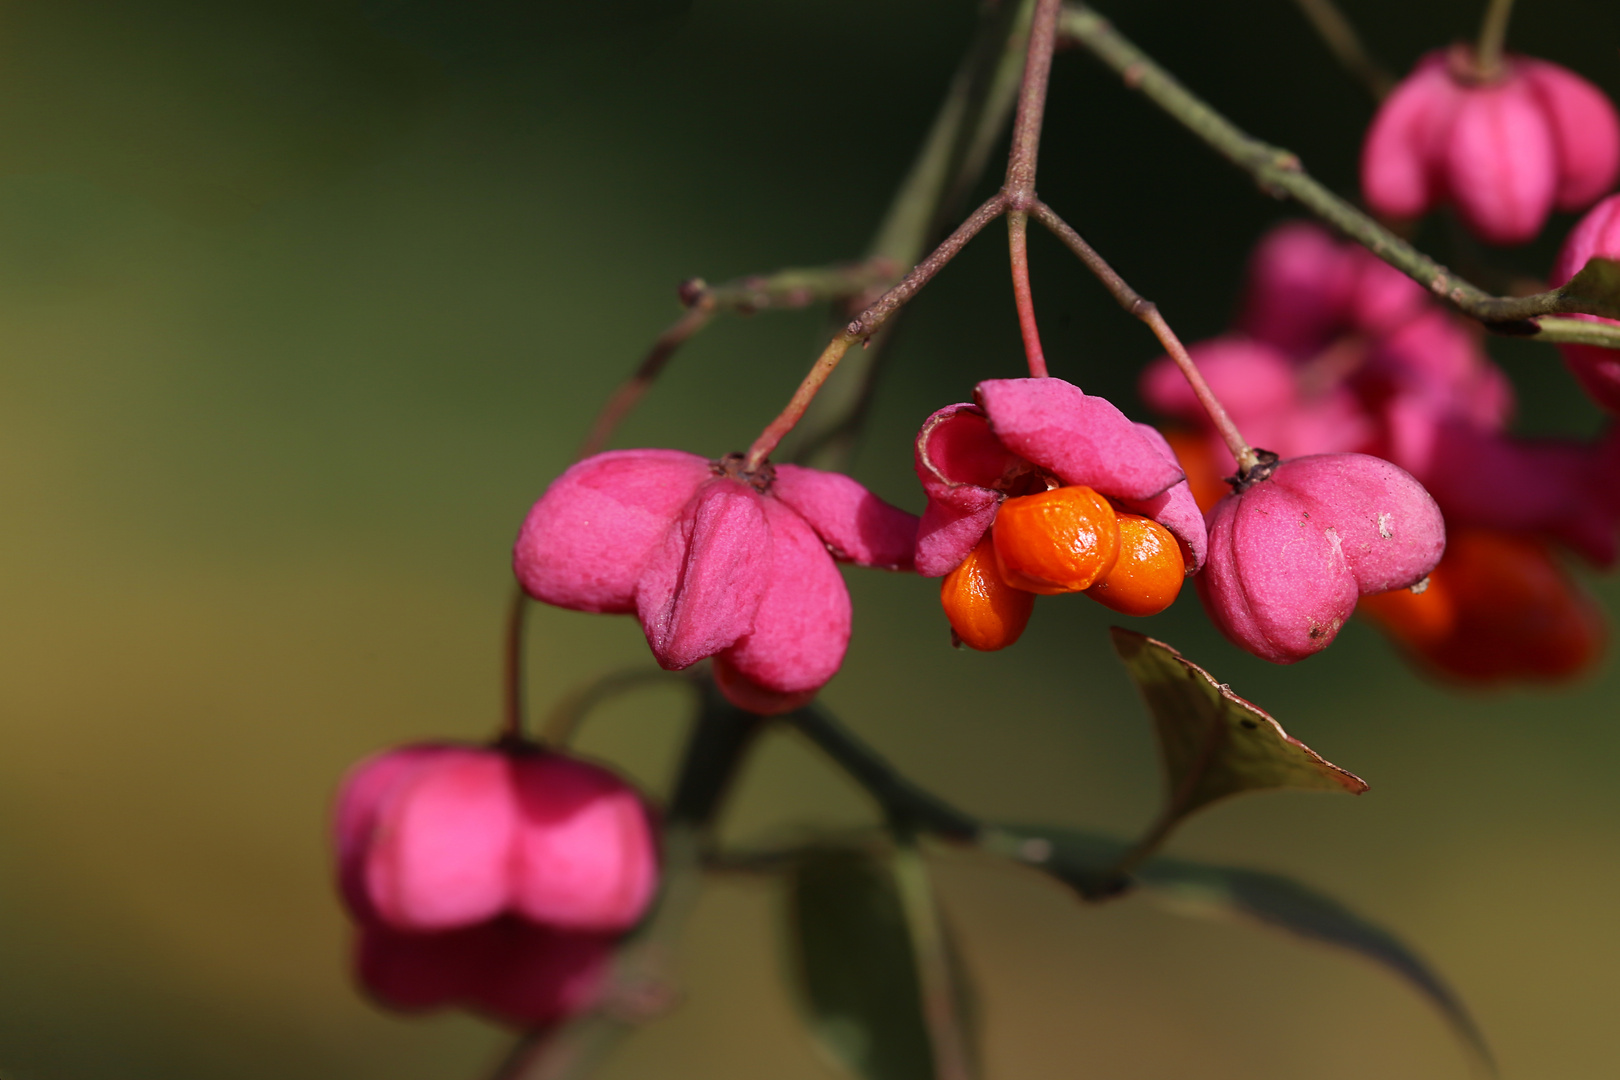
[1109,628,1367,825]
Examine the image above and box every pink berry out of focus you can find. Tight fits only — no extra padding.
[1361,46,1620,245]
[1550,193,1620,413]
[332,743,659,1027]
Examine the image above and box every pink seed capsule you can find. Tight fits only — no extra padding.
[514,449,919,713]
[1197,453,1445,663]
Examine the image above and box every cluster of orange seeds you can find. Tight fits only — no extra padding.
[940,485,1187,651]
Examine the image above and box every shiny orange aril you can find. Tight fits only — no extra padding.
[941,534,1035,651]
[1084,513,1185,616]
[991,485,1120,595]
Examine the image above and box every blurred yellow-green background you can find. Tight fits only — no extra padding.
[1,0,1619,1077]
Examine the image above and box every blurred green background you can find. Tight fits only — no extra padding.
[1,0,1618,1077]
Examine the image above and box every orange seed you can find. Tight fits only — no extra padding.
[1084,513,1185,616]
[941,534,1035,651]
[992,485,1120,594]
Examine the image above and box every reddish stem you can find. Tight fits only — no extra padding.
[742,194,1008,471]
[1008,211,1049,377]
[1004,0,1062,201]
[1001,0,1062,378]
[1028,199,1259,473]
[578,299,716,460]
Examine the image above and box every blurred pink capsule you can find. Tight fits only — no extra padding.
[1198,453,1445,663]
[1521,58,1620,211]
[335,743,660,935]
[1443,73,1557,244]
[1238,222,1359,356]
[1362,53,1462,222]
[913,376,1204,577]
[1239,222,1429,355]
[1361,309,1514,430]
[1139,337,1376,470]
[514,450,918,713]
[1550,193,1620,412]
[1362,48,1619,245]
[1387,404,1617,567]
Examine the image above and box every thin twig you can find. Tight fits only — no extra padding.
[1002,0,1063,377]
[1003,0,1062,202]
[783,704,982,840]
[742,194,1009,471]
[1007,212,1049,376]
[1057,3,1620,349]
[576,260,897,459]
[1474,0,1516,79]
[537,668,696,748]
[1288,0,1395,98]
[1029,200,1259,473]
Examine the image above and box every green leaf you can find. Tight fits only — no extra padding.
[1111,628,1367,826]
[784,847,977,1080]
[986,825,1494,1075]
[1558,256,1620,320]
[1136,855,1495,1074]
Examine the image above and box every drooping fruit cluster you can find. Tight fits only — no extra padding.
[333,742,659,1027]
[1146,220,1618,678]
[916,376,1203,651]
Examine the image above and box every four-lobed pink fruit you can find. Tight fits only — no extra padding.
[1362,47,1620,245]
[333,742,659,1026]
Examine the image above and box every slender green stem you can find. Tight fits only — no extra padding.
[1058,3,1620,349]
[784,704,981,840]
[1474,0,1516,80]
[1288,0,1394,98]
